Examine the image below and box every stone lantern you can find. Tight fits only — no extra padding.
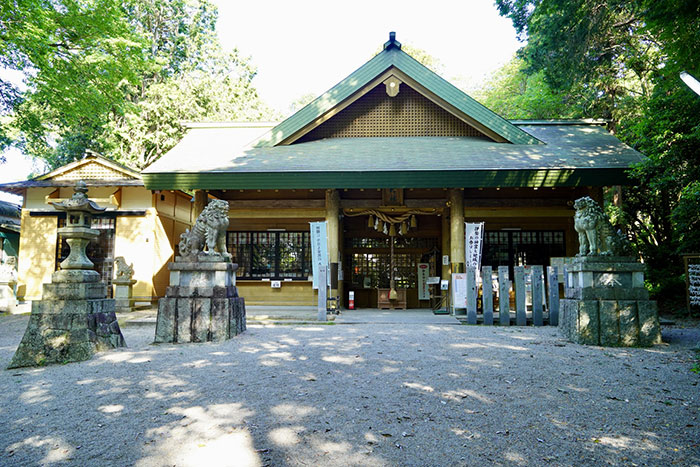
[8,181,126,368]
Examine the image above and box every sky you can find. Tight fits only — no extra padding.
[0,0,522,203]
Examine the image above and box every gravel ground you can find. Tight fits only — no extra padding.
[0,313,698,467]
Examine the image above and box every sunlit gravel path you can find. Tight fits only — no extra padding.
[0,313,698,466]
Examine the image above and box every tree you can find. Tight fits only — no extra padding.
[1,0,273,169]
[2,0,147,167]
[105,47,274,168]
[495,0,700,309]
[495,0,658,129]
[473,57,591,119]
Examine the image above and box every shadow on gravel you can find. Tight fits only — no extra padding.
[0,315,698,466]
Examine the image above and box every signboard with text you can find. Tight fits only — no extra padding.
[309,221,328,289]
[417,263,430,300]
[452,273,467,308]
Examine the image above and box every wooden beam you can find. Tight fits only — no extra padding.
[465,198,573,208]
[341,199,446,209]
[464,207,573,218]
[228,208,326,219]
[228,199,326,209]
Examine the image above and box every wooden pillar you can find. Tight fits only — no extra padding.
[325,189,341,306]
[441,210,450,279]
[449,189,465,274]
[193,190,207,218]
[441,211,450,307]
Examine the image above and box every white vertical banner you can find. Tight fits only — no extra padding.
[309,221,328,290]
[417,263,430,300]
[465,222,485,270]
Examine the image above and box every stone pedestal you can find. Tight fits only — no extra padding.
[0,279,16,312]
[154,255,246,344]
[113,279,136,313]
[8,269,126,368]
[560,256,662,347]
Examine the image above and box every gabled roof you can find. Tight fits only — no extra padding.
[142,122,644,190]
[254,33,540,147]
[0,152,144,196]
[36,151,141,181]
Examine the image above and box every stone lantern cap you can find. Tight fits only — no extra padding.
[50,180,106,227]
[49,180,106,279]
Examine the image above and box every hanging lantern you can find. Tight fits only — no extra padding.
[368,215,374,228]
[399,222,407,235]
[410,215,417,228]
[389,223,397,237]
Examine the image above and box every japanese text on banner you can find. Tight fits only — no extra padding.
[309,221,329,289]
[465,222,485,270]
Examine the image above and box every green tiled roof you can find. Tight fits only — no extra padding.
[255,35,539,147]
[142,123,643,190]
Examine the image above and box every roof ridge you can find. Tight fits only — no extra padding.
[255,33,540,147]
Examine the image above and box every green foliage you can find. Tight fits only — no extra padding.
[496,0,659,127]
[1,0,273,170]
[104,46,274,168]
[2,0,147,164]
[495,0,700,308]
[473,57,590,119]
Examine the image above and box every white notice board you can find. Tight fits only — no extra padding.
[452,273,467,308]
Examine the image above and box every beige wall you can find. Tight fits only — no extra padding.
[115,213,156,300]
[237,281,316,306]
[16,212,58,300]
[17,185,193,302]
[152,191,194,297]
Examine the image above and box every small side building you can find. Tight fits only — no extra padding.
[0,153,194,303]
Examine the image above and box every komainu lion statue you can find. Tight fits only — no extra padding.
[574,196,632,256]
[114,256,134,281]
[178,199,232,261]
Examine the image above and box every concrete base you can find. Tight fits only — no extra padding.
[154,258,246,344]
[559,256,662,347]
[8,272,125,368]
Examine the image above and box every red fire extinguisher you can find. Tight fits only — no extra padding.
[348,291,355,310]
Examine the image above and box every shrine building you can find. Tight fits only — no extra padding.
[142,33,643,309]
[3,33,644,309]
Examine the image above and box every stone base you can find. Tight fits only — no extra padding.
[153,258,246,344]
[113,280,136,313]
[8,298,126,368]
[154,294,246,343]
[560,299,662,346]
[560,256,662,347]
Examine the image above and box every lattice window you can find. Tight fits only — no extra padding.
[346,236,439,288]
[56,216,116,296]
[483,230,565,273]
[227,231,310,280]
[297,84,489,142]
